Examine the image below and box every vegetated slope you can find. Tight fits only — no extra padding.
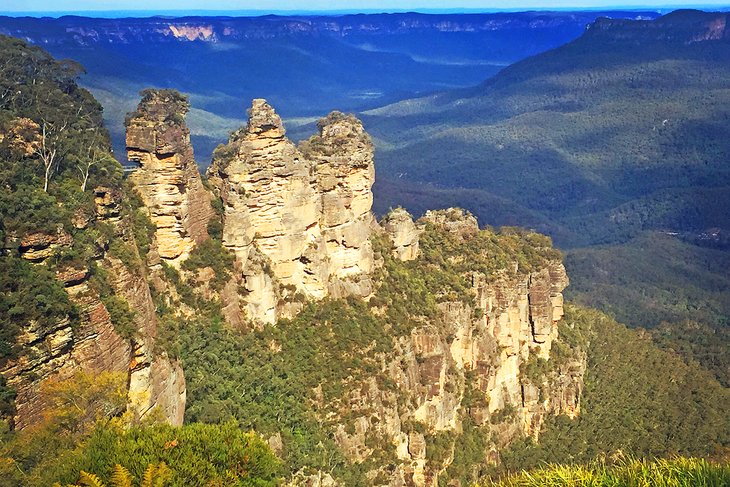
[366,10,730,249]
[501,305,730,470]
[565,232,730,386]
[1,30,727,487]
[0,11,657,163]
[365,10,730,382]
[483,457,730,486]
[566,232,730,329]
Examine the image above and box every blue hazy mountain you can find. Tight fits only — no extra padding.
[0,11,658,163]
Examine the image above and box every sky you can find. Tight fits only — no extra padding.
[2,0,730,13]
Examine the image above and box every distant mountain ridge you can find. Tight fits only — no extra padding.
[0,11,661,45]
[0,10,659,164]
[363,10,730,384]
[586,9,730,42]
[366,9,730,247]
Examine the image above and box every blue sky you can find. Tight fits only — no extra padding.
[3,0,730,13]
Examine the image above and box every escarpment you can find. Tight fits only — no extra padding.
[1,70,587,486]
[1,187,185,429]
[0,35,591,486]
[207,100,376,324]
[316,208,586,486]
[126,89,213,266]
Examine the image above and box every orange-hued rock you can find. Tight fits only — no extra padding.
[126,89,213,266]
[18,230,73,262]
[326,210,584,487]
[2,188,187,429]
[207,99,376,324]
[0,268,130,430]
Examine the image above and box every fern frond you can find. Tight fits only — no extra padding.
[140,462,171,487]
[155,462,172,487]
[153,462,171,487]
[78,471,106,487]
[110,464,133,487]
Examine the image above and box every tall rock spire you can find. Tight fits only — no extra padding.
[207,100,376,324]
[126,89,213,265]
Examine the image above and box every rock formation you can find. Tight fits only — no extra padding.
[304,111,377,295]
[1,82,586,485]
[329,208,585,486]
[126,89,213,266]
[0,185,186,429]
[381,207,421,261]
[0,260,131,430]
[207,100,376,324]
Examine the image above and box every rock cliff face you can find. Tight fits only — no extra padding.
[207,100,376,324]
[1,78,586,484]
[126,89,213,266]
[0,259,130,430]
[303,111,376,296]
[326,208,586,486]
[1,189,185,429]
[382,207,421,261]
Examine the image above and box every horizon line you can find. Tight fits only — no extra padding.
[2,5,730,18]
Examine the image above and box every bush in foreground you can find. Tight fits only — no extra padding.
[484,457,730,487]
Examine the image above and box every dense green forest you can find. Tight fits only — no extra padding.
[3,302,727,485]
[565,232,730,385]
[367,12,730,249]
[0,372,280,487]
[502,306,729,470]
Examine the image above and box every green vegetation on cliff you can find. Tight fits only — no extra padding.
[0,35,138,357]
[1,25,728,487]
[0,372,280,487]
[0,256,78,364]
[366,11,730,398]
[155,222,564,484]
[502,306,730,469]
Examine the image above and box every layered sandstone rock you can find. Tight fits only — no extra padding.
[208,99,327,304]
[207,100,376,324]
[17,230,73,262]
[0,263,131,430]
[1,183,186,429]
[381,207,421,261]
[103,254,185,426]
[329,209,585,487]
[126,89,213,265]
[303,111,376,294]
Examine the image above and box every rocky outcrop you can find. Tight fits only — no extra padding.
[103,254,185,427]
[207,99,327,305]
[207,100,376,324]
[381,207,421,261]
[303,111,376,294]
[0,179,186,429]
[17,230,73,262]
[326,209,586,486]
[0,263,131,430]
[421,207,479,238]
[126,89,213,266]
